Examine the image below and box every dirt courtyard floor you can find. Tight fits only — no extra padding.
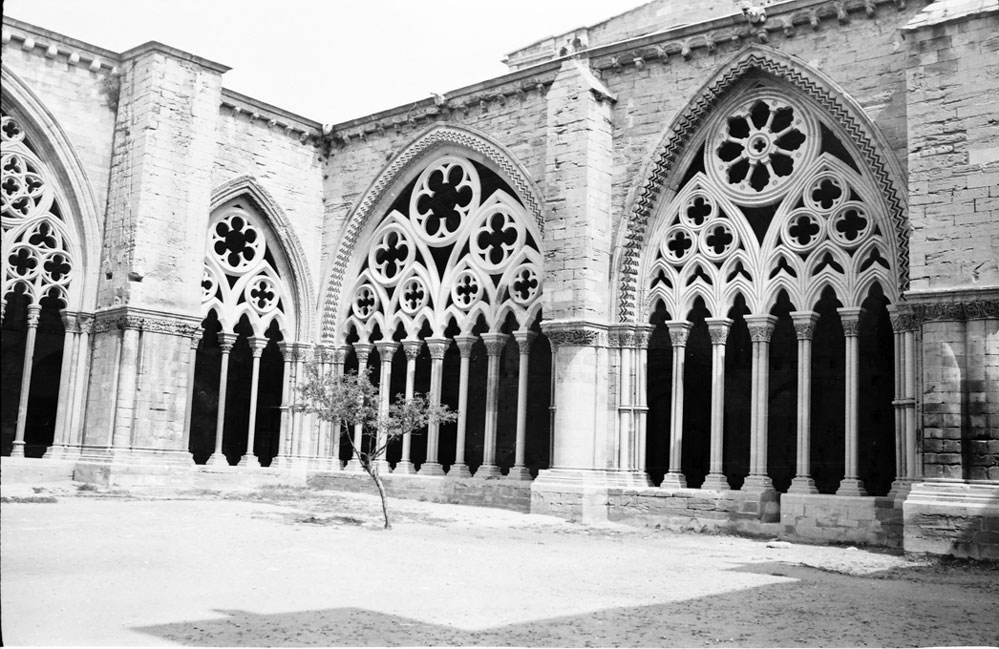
[2,483,997,647]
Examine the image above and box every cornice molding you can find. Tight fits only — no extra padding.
[2,17,119,74]
[91,307,202,337]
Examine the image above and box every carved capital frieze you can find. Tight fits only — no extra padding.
[375,340,399,362]
[514,331,537,354]
[479,333,508,356]
[705,317,733,345]
[453,335,477,358]
[745,315,777,343]
[426,337,451,360]
[790,311,820,340]
[666,321,692,347]
[402,339,424,361]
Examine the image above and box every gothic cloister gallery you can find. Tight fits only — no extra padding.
[1,0,997,557]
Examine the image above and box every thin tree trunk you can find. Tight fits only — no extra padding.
[370,468,391,529]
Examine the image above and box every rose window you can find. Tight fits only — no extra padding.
[707,94,819,205]
[472,209,522,271]
[412,158,476,244]
[212,213,262,273]
[370,226,413,283]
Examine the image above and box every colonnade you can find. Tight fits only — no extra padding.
[617,305,915,495]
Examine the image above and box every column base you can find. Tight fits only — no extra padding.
[660,472,687,489]
[43,445,82,461]
[836,478,868,497]
[237,454,260,468]
[393,460,416,475]
[506,465,533,481]
[372,459,391,474]
[205,453,231,469]
[887,478,913,504]
[343,458,366,474]
[700,473,730,491]
[9,442,25,458]
[742,475,774,492]
[788,476,819,494]
[419,461,446,477]
[449,462,473,478]
[474,463,502,478]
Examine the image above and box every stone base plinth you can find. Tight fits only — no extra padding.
[530,468,654,522]
[781,493,901,548]
[903,481,999,559]
[0,456,77,484]
[605,486,780,537]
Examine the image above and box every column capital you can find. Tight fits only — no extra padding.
[352,341,375,363]
[60,309,81,333]
[312,342,333,363]
[248,336,269,357]
[886,305,917,333]
[540,320,606,347]
[402,339,424,360]
[26,303,42,327]
[454,334,477,357]
[705,317,733,345]
[78,313,95,334]
[333,345,350,365]
[426,336,450,360]
[666,321,691,347]
[480,332,508,356]
[744,314,777,343]
[634,324,654,349]
[513,331,537,354]
[375,340,399,361]
[189,335,201,351]
[790,310,820,340]
[217,331,239,352]
[837,306,864,337]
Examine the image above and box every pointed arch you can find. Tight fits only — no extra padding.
[210,175,314,340]
[613,44,909,322]
[1,65,102,311]
[320,122,546,342]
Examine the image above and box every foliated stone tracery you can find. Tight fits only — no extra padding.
[1,110,75,309]
[646,85,896,318]
[343,155,543,343]
[201,202,295,337]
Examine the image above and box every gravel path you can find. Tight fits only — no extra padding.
[2,483,997,647]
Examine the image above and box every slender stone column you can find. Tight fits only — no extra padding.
[207,332,238,467]
[788,311,820,494]
[508,331,537,480]
[11,304,42,458]
[702,317,732,491]
[67,315,93,450]
[180,334,201,457]
[888,307,918,499]
[47,311,80,458]
[837,307,868,496]
[420,337,450,476]
[293,344,313,458]
[395,339,422,474]
[450,335,476,478]
[237,336,268,467]
[903,327,918,481]
[477,333,508,478]
[374,341,398,473]
[661,321,690,488]
[744,315,776,491]
[273,342,294,467]
[635,326,653,474]
[330,346,348,468]
[112,319,142,451]
[614,328,635,472]
[345,342,373,472]
[313,345,331,467]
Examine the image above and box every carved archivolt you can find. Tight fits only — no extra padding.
[1,110,76,309]
[340,155,542,343]
[617,45,908,321]
[202,201,297,337]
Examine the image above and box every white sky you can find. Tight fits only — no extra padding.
[5,0,650,124]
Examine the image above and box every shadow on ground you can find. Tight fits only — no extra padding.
[134,561,999,647]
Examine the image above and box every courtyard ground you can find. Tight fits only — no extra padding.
[1,482,997,647]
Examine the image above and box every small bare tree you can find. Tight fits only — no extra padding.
[296,365,456,529]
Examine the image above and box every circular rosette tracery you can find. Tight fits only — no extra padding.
[368,224,415,285]
[679,192,717,229]
[410,156,480,245]
[828,202,871,248]
[450,268,485,311]
[7,243,42,282]
[699,220,739,262]
[706,93,819,205]
[782,208,826,254]
[211,211,264,274]
[508,262,541,306]
[201,267,220,302]
[804,172,848,214]
[470,205,526,273]
[2,153,49,222]
[1,114,26,146]
[661,224,697,265]
[398,275,430,316]
[244,274,280,314]
[351,283,380,320]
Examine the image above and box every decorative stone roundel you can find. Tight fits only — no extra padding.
[202,203,293,336]
[1,110,75,307]
[343,155,542,340]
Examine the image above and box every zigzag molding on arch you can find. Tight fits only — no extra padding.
[321,122,546,342]
[613,44,909,323]
[210,175,315,341]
